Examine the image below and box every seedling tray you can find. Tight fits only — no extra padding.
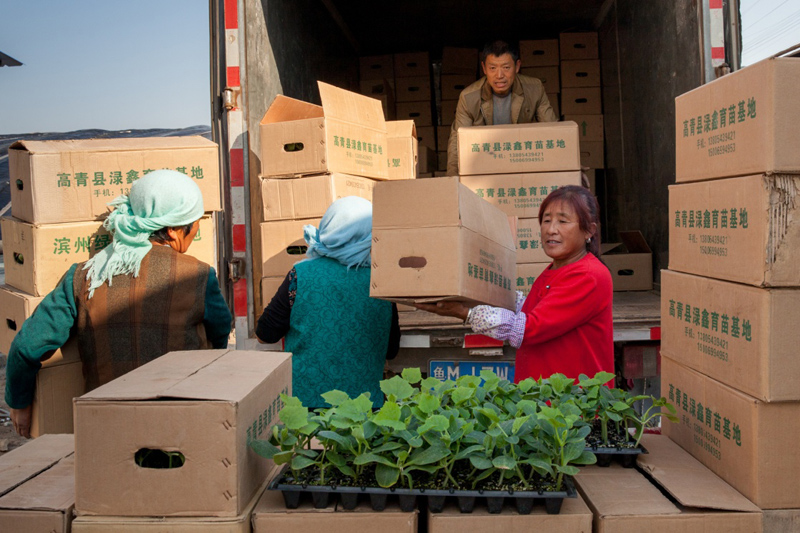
[586,444,648,468]
[269,466,576,515]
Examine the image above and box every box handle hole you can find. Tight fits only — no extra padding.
[286,245,308,255]
[6,319,17,332]
[135,449,185,469]
[409,86,420,92]
[399,257,427,269]
[617,269,635,277]
[532,50,545,56]
[576,72,588,78]
[15,179,24,191]
[574,44,587,50]
[409,112,421,118]
[13,253,24,265]
[283,142,305,152]
[575,98,588,103]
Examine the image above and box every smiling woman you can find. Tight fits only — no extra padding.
[415,185,614,384]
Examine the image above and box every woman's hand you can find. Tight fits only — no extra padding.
[11,406,33,438]
[414,301,471,321]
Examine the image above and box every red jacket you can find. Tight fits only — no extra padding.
[515,253,614,382]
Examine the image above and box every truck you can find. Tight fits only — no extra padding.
[205,0,745,391]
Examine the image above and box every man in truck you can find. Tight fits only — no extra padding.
[446,39,558,176]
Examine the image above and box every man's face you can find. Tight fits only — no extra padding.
[481,53,521,96]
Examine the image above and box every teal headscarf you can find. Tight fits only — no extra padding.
[303,196,373,269]
[82,169,205,297]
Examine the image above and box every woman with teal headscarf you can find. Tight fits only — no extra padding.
[257,196,399,409]
[6,170,232,438]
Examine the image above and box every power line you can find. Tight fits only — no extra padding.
[743,0,793,31]
[741,0,766,17]
[745,10,800,49]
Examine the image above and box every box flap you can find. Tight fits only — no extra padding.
[0,435,74,497]
[619,230,652,253]
[9,136,215,154]
[637,434,760,512]
[260,94,324,125]
[77,350,292,403]
[575,464,681,516]
[386,120,416,138]
[373,177,462,228]
[457,185,516,250]
[318,81,386,130]
[0,455,75,512]
[600,242,622,254]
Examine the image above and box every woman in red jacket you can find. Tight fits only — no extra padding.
[416,185,613,382]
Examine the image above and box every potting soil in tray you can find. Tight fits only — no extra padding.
[585,444,648,468]
[269,466,577,515]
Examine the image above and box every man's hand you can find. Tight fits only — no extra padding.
[414,301,471,321]
[11,406,33,439]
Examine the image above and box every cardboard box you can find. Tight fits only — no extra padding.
[441,100,458,126]
[437,151,448,172]
[72,473,273,533]
[441,46,478,75]
[74,349,292,517]
[9,137,222,224]
[260,173,376,222]
[566,114,604,141]
[427,492,592,532]
[1,215,215,297]
[32,359,84,437]
[416,125,436,151]
[560,32,599,60]
[575,434,762,532]
[762,510,800,532]
[259,82,388,179]
[359,54,393,81]
[260,277,285,310]
[359,79,395,120]
[396,101,433,126]
[561,87,603,115]
[460,171,582,218]
[675,57,800,183]
[661,269,800,402]
[437,125,451,150]
[515,217,547,263]
[418,145,436,175]
[580,140,605,169]
[370,177,516,309]
[516,262,549,296]
[0,284,81,365]
[669,174,800,287]
[519,39,560,67]
[661,356,800,509]
[260,218,322,278]
[0,435,75,533]
[584,168,596,192]
[600,231,653,291]
[441,74,477,101]
[387,120,419,180]
[520,66,560,93]
[561,59,601,88]
[395,75,431,103]
[457,121,581,176]
[548,93,560,117]
[394,51,429,77]
[252,487,418,533]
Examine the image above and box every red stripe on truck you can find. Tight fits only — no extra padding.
[233,224,246,252]
[224,0,238,29]
[230,147,244,186]
[708,0,723,8]
[226,66,240,88]
[234,278,248,317]
[711,46,725,59]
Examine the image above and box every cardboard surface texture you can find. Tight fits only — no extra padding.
[8,137,221,224]
[519,39,560,66]
[394,51,429,77]
[561,87,603,115]
[675,58,800,182]
[520,66,560,93]
[566,114,604,141]
[387,120,419,180]
[559,32,599,60]
[460,171,582,218]
[259,82,388,179]
[661,269,800,402]
[74,349,292,517]
[669,174,800,287]
[575,435,761,532]
[260,277,284,310]
[370,177,516,309]
[252,487,418,532]
[441,100,458,126]
[260,173,376,222]
[359,55,393,81]
[427,492,592,532]
[396,100,433,126]
[441,47,478,75]
[601,231,653,291]
[0,435,75,533]
[514,217,547,263]
[416,126,436,151]
[395,75,431,102]
[418,145,436,175]
[260,217,322,278]
[560,60,601,88]
[516,262,550,296]
[457,121,581,175]
[661,356,800,509]
[441,74,478,101]
[32,359,84,437]
[579,140,605,169]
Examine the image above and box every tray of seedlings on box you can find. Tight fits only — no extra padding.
[252,369,675,514]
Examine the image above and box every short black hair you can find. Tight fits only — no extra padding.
[150,222,196,243]
[481,40,520,63]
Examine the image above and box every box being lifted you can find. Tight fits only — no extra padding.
[259,82,388,180]
[370,177,516,310]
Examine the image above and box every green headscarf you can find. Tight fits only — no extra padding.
[82,169,205,297]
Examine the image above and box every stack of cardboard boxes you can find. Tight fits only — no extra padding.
[0,137,222,436]
[257,82,416,310]
[436,47,480,175]
[662,58,800,520]
[519,39,561,119]
[456,121,583,297]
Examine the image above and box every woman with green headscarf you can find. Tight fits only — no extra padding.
[256,196,399,409]
[5,169,232,438]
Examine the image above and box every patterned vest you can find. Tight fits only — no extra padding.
[72,245,211,391]
[285,257,392,408]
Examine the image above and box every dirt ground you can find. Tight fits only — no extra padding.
[0,354,32,456]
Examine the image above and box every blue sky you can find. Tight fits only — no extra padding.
[0,2,794,134]
[1,1,210,134]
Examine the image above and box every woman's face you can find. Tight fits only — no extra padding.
[540,200,593,268]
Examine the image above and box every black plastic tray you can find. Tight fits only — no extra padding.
[269,466,577,515]
[586,444,648,468]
